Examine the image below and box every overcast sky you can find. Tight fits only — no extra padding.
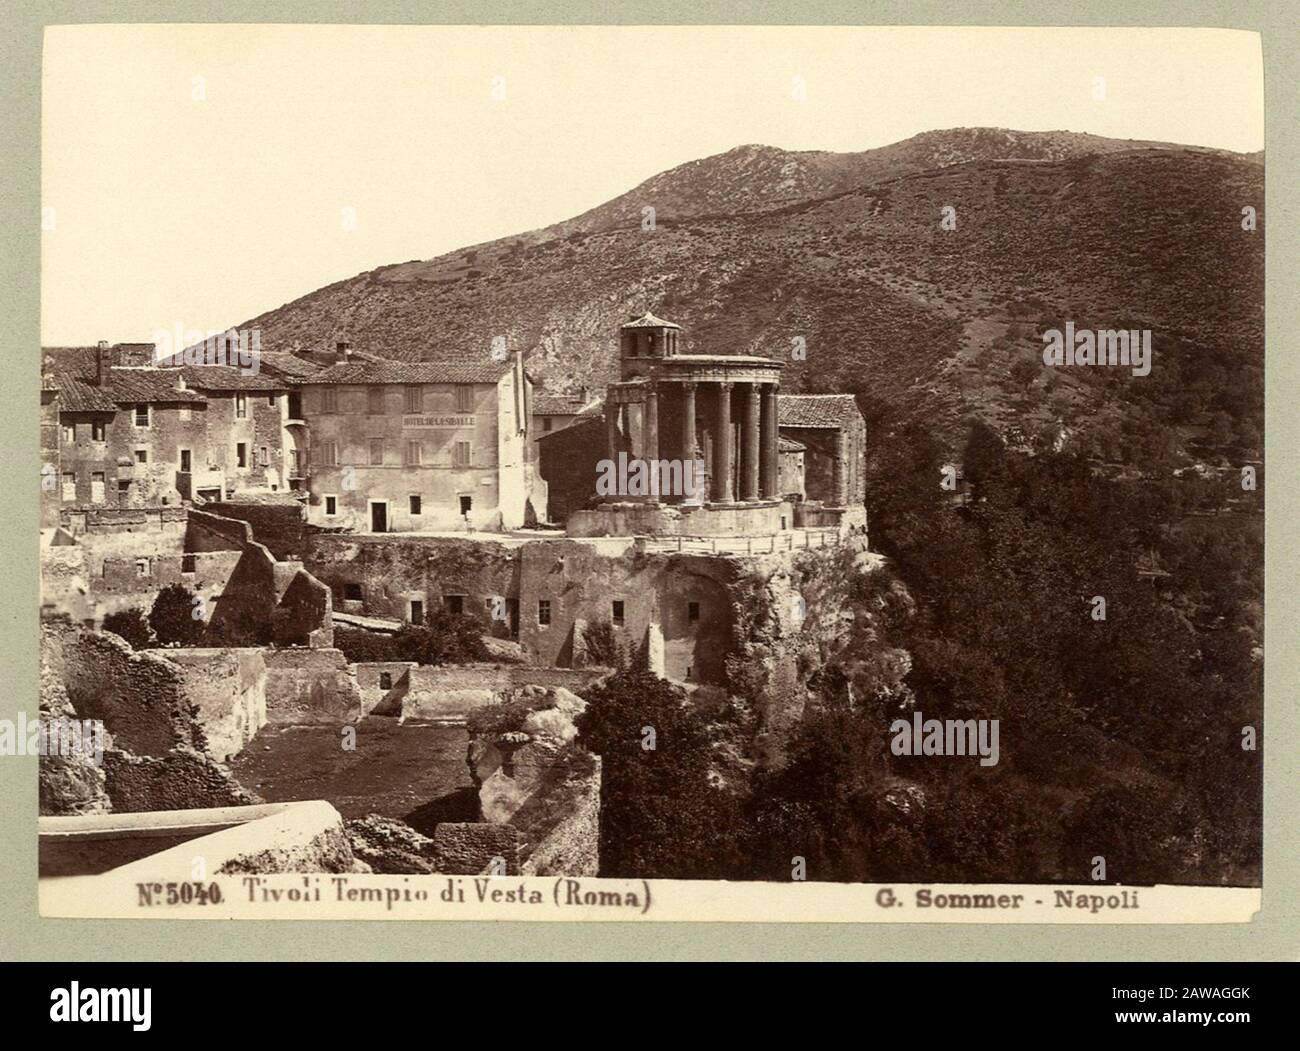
[41,24,1264,345]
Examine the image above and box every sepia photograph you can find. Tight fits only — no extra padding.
[26,18,1266,931]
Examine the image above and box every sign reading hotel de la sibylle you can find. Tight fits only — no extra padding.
[402,415,476,429]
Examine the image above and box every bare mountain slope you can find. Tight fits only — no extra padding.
[238,128,1263,461]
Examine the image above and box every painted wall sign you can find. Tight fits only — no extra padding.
[402,415,475,429]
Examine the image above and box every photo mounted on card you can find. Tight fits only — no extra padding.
[35,23,1262,923]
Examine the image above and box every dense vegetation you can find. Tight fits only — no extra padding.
[101,607,155,649]
[333,610,488,666]
[148,583,205,646]
[580,417,1262,886]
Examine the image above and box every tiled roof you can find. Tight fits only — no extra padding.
[175,365,288,392]
[533,395,589,415]
[42,347,100,380]
[303,360,511,385]
[257,352,326,380]
[43,344,158,376]
[621,312,680,329]
[101,369,208,405]
[778,393,861,429]
[45,373,118,413]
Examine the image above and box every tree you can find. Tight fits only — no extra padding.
[102,607,154,649]
[576,668,749,879]
[149,583,204,646]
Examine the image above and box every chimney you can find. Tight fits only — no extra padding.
[95,340,109,386]
[174,371,188,393]
[336,339,352,362]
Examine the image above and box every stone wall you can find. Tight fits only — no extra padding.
[303,532,741,685]
[203,500,308,561]
[43,625,197,756]
[363,664,609,723]
[518,540,736,684]
[102,747,261,813]
[39,624,261,815]
[263,648,362,724]
[432,823,521,875]
[155,648,268,762]
[305,533,519,634]
[566,498,790,538]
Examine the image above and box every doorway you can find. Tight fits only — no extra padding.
[370,501,388,532]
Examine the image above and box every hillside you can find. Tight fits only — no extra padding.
[237,127,1264,464]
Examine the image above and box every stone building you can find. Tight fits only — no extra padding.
[531,388,597,439]
[40,342,295,516]
[778,394,868,512]
[295,351,544,533]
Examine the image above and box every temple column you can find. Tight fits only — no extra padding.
[741,383,761,500]
[834,428,849,506]
[644,384,660,501]
[681,382,699,504]
[761,383,779,498]
[714,381,733,503]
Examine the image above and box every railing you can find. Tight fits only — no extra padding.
[645,527,842,555]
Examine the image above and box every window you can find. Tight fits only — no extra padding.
[543,418,552,432]
[179,449,191,472]
[135,558,150,578]
[236,443,248,468]
[61,472,76,501]
[90,472,105,503]
[444,595,464,615]
[134,449,147,464]
[453,441,471,467]
[61,423,75,443]
[179,406,191,421]
[288,392,302,418]
[259,446,269,467]
[404,387,423,413]
[324,495,338,516]
[343,582,362,602]
[455,386,474,413]
[688,601,700,623]
[91,420,106,442]
[537,599,551,626]
[404,440,422,466]
[378,672,393,691]
[459,495,472,516]
[134,404,149,427]
[182,554,197,574]
[612,600,625,625]
[409,494,422,516]
[235,393,247,418]
[321,388,338,413]
[318,441,338,466]
[409,599,424,626]
[369,438,385,466]
[268,394,276,406]
[368,386,385,414]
